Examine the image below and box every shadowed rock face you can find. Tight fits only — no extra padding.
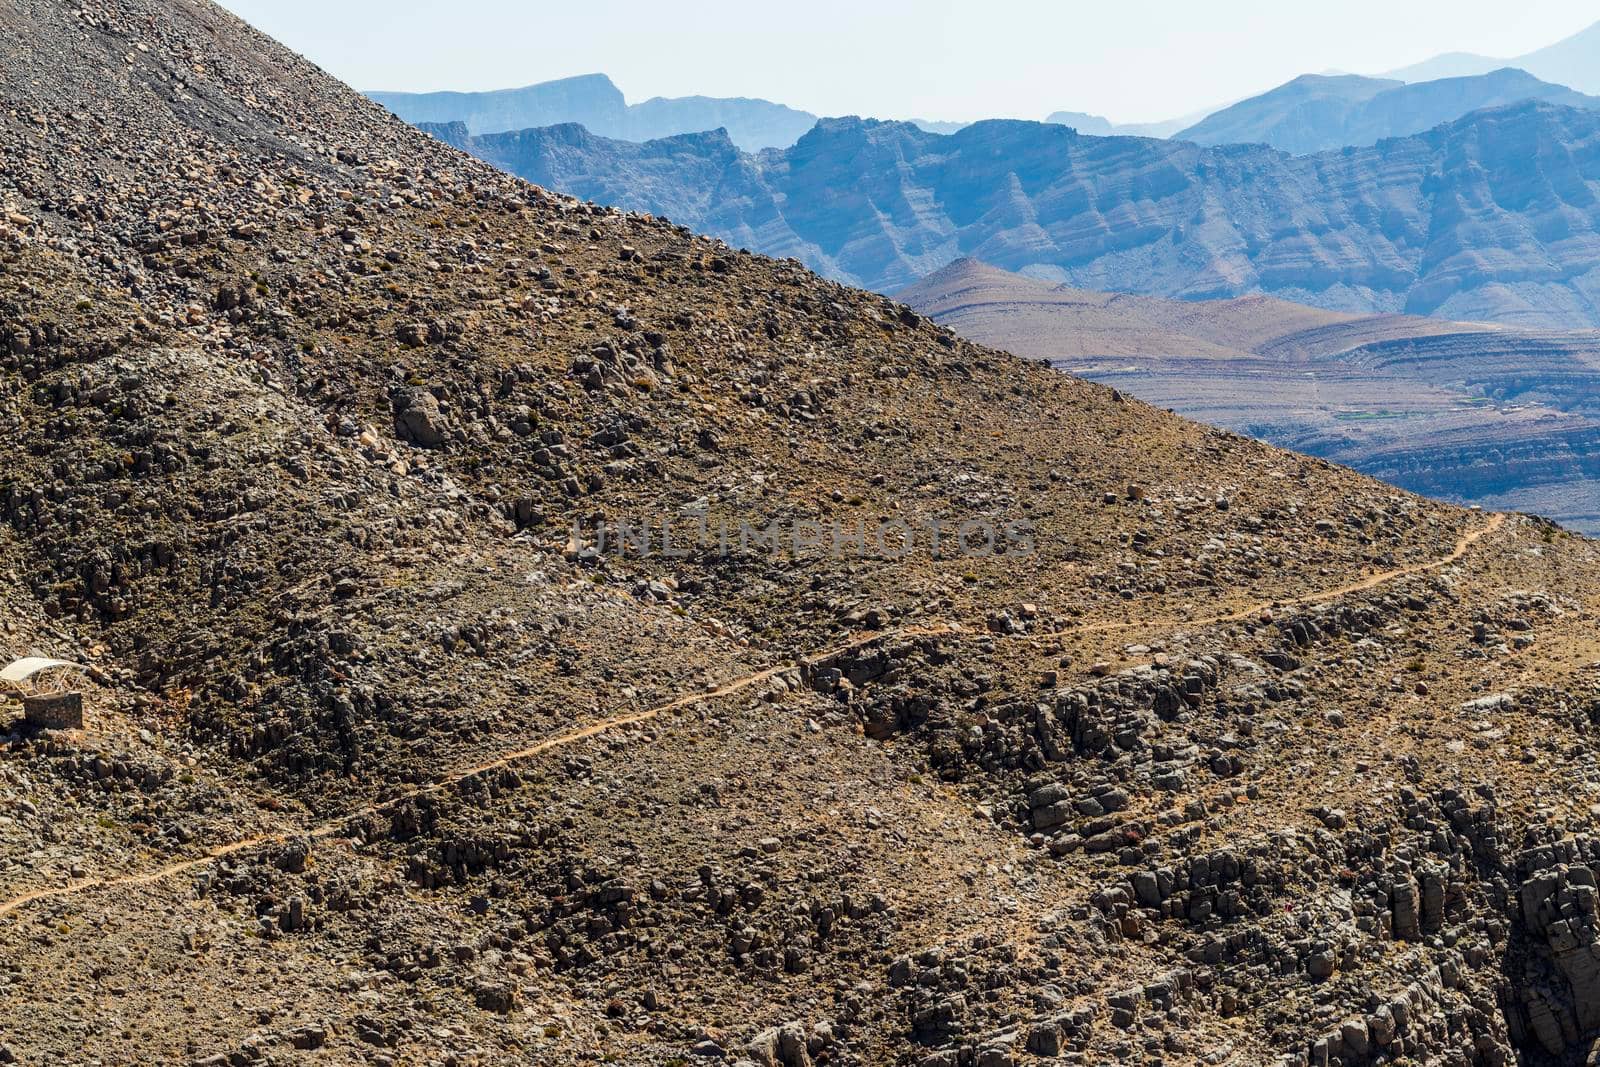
[428,102,1600,329]
[1176,69,1600,155]
[373,73,818,152]
[899,259,1600,534]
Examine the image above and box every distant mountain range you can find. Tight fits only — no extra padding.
[1176,68,1599,154]
[370,72,1192,152]
[371,20,1600,158]
[900,259,1600,533]
[1383,19,1600,93]
[909,119,970,136]
[423,100,1600,329]
[371,73,818,152]
[1043,111,1197,139]
[1045,21,1600,144]
[369,18,1600,159]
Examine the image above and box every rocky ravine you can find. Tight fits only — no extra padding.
[3,2,1600,1066]
[425,101,1600,329]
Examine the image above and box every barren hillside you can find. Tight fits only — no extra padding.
[1,3,1600,1066]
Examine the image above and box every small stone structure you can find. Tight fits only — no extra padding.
[1,657,88,731]
[22,691,84,730]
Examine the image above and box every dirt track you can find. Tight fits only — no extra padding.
[0,514,1505,922]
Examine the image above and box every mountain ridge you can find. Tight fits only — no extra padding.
[371,71,818,151]
[1043,109,1198,138]
[1174,67,1600,154]
[426,99,1600,328]
[1383,18,1600,92]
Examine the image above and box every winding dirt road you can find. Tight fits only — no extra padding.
[0,513,1506,922]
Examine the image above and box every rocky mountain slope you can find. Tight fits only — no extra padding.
[372,72,818,152]
[900,259,1600,534]
[1176,68,1599,154]
[422,102,1600,328]
[4,2,1600,1066]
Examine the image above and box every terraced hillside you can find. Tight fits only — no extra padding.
[900,259,1600,534]
[3,2,1600,1066]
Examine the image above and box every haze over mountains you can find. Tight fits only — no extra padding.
[368,19,1600,158]
[378,65,1595,158]
[1042,110,1198,139]
[1384,17,1600,92]
[900,259,1600,534]
[371,72,819,152]
[372,77,1198,150]
[1176,67,1600,154]
[425,101,1600,329]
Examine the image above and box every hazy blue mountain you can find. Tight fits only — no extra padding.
[1043,110,1195,138]
[1044,110,1116,135]
[421,120,757,226]
[621,93,818,152]
[415,121,471,150]
[1178,68,1599,153]
[1515,19,1600,95]
[371,73,817,152]
[371,74,627,136]
[1384,19,1600,94]
[426,101,1600,329]
[1382,52,1501,84]
[910,119,970,135]
[1176,74,1399,149]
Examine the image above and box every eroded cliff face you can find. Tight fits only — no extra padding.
[435,102,1600,329]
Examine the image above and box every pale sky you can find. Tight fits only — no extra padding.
[216,1,1599,124]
